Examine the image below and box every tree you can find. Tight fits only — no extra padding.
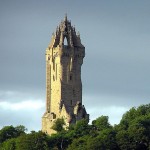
[98,128,119,150]
[15,125,27,134]
[116,130,130,150]
[0,138,16,150]
[52,118,65,133]
[0,125,25,144]
[15,131,49,150]
[67,135,88,150]
[74,119,90,137]
[92,116,112,131]
[86,136,105,150]
[47,131,70,150]
[116,104,150,149]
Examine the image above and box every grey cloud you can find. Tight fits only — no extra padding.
[0,106,44,131]
[0,90,45,104]
[0,0,150,129]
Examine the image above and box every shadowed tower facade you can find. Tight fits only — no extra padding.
[42,16,89,134]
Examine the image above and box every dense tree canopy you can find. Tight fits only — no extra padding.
[0,125,26,143]
[0,104,150,150]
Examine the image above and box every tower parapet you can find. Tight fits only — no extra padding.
[42,16,89,134]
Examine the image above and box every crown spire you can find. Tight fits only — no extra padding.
[49,16,84,48]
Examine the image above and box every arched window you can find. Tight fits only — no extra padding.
[64,37,68,45]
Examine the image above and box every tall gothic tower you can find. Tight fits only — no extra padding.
[42,16,89,134]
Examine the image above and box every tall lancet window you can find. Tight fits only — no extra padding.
[64,37,68,46]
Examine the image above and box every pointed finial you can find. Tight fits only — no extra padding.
[73,25,76,31]
[77,31,80,37]
[56,26,59,34]
[64,13,67,22]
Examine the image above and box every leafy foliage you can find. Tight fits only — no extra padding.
[116,104,150,149]
[51,118,65,133]
[0,125,26,144]
[92,115,112,131]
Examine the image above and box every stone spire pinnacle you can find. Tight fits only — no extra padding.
[64,13,67,22]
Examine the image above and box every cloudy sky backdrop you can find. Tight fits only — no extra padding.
[0,0,150,131]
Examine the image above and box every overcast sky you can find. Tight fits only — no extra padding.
[0,0,150,131]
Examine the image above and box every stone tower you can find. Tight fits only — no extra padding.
[42,15,89,134]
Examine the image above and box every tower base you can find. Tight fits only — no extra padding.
[42,102,89,135]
